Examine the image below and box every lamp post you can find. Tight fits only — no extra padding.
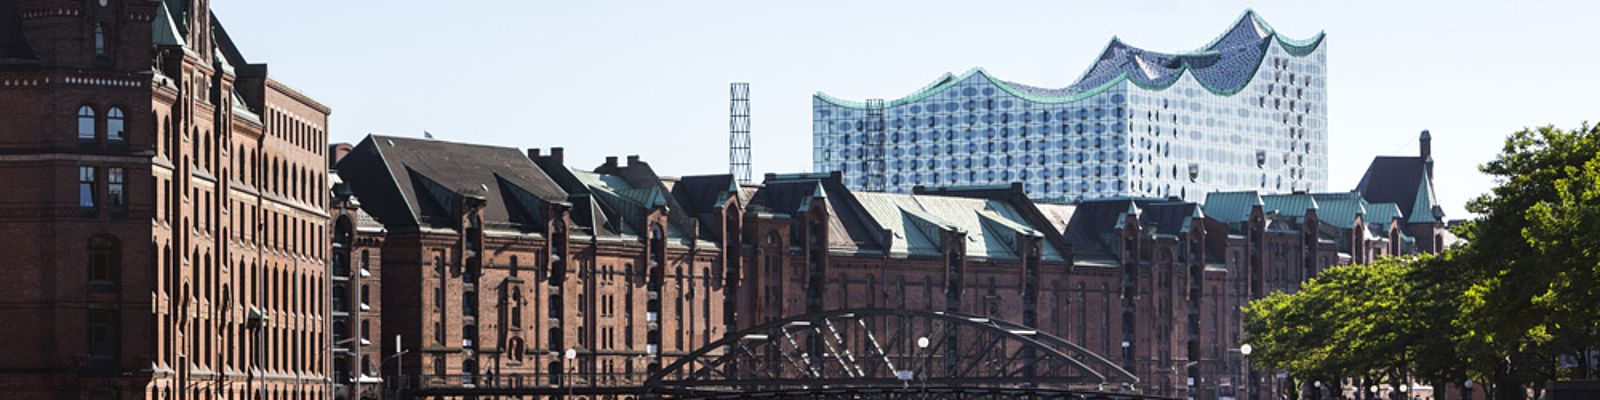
[1462,379,1473,400]
[383,334,409,399]
[1398,384,1409,400]
[916,336,930,392]
[1314,380,1322,400]
[1240,344,1253,400]
[564,348,577,399]
[1369,384,1379,400]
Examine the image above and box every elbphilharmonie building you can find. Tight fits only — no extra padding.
[813,11,1327,202]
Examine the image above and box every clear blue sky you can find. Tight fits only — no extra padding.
[215,1,1599,218]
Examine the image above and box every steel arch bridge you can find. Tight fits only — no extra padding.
[643,309,1154,400]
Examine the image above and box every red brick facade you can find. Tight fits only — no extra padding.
[330,134,1443,399]
[0,1,331,399]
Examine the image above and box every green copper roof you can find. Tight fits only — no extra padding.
[1201,191,1264,223]
[1261,193,1319,218]
[152,1,186,47]
[1409,177,1442,223]
[1309,192,1367,229]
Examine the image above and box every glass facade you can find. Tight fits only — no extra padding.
[812,11,1327,202]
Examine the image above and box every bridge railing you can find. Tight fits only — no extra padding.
[392,371,652,392]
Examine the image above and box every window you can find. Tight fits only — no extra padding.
[107,168,124,211]
[89,236,119,288]
[88,308,118,359]
[106,107,124,141]
[94,24,106,57]
[79,166,96,209]
[78,106,96,140]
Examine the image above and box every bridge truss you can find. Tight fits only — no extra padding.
[643,308,1149,399]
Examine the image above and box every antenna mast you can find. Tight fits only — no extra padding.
[729,82,752,184]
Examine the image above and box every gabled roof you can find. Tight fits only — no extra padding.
[0,0,36,64]
[671,174,742,241]
[749,173,884,252]
[1261,193,1319,218]
[1034,203,1078,234]
[152,1,186,48]
[1201,191,1264,224]
[851,192,1064,262]
[1309,192,1367,229]
[1355,156,1441,223]
[1139,202,1204,235]
[1408,177,1444,223]
[335,135,568,231]
[1065,199,1146,260]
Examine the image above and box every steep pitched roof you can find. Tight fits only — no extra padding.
[670,174,741,241]
[335,135,567,231]
[0,0,36,64]
[1140,201,1204,235]
[152,1,186,47]
[1355,156,1437,222]
[748,173,885,252]
[1065,199,1145,260]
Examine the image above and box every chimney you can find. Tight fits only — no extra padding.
[604,156,619,171]
[1419,130,1433,178]
[527,148,541,160]
[550,147,565,165]
[626,155,641,167]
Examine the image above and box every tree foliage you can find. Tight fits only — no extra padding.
[1243,123,1600,398]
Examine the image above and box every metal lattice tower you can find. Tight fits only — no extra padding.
[863,98,887,192]
[729,82,752,184]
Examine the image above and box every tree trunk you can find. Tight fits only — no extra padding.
[1494,359,1523,400]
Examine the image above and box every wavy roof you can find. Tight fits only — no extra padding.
[816,10,1324,109]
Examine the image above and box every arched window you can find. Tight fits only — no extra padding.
[94,24,106,56]
[88,236,119,289]
[78,106,96,140]
[106,107,124,141]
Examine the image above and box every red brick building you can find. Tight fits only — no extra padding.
[0,0,332,399]
[330,132,1444,399]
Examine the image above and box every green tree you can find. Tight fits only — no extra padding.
[1457,123,1600,398]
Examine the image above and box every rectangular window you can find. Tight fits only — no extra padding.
[107,168,124,211]
[88,308,117,359]
[79,166,96,209]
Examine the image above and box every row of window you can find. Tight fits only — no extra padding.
[77,105,125,142]
[79,166,125,212]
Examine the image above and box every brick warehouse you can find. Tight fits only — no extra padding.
[329,132,1444,399]
[0,1,332,399]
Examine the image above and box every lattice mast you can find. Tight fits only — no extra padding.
[863,98,887,192]
[729,82,752,184]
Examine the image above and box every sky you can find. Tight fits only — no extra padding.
[213,1,1600,218]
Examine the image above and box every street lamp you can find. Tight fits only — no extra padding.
[1462,379,1474,400]
[1314,380,1322,400]
[1370,384,1379,400]
[564,348,578,399]
[1240,344,1253,400]
[916,336,930,391]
